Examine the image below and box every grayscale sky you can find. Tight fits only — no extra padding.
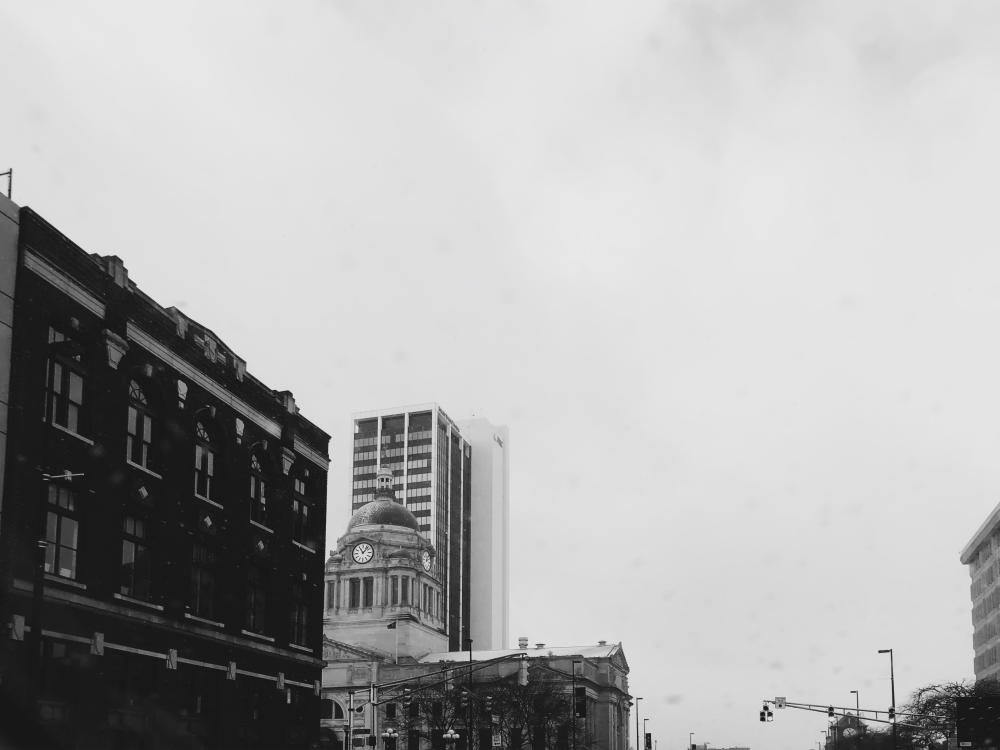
[3,1,999,748]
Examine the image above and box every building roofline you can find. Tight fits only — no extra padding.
[352,403,462,432]
[960,500,1000,564]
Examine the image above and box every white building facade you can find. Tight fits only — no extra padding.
[458,417,510,651]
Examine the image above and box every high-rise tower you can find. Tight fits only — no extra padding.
[457,417,510,650]
[351,404,470,650]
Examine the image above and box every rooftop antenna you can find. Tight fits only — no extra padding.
[1,169,10,199]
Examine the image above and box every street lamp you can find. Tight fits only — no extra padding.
[878,649,896,750]
[690,732,695,750]
[849,690,860,731]
[381,728,399,749]
[443,729,460,745]
[635,697,642,750]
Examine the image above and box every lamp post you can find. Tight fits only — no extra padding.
[878,649,895,750]
[381,728,399,749]
[635,697,642,750]
[443,728,460,746]
[690,732,695,750]
[850,690,860,732]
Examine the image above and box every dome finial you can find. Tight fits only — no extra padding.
[375,466,395,500]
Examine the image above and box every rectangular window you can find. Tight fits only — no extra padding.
[390,576,398,605]
[362,577,374,608]
[326,581,335,610]
[126,405,152,468]
[121,516,152,600]
[190,543,218,620]
[400,578,409,605]
[194,445,215,500]
[290,583,309,646]
[385,703,397,720]
[45,485,79,580]
[246,565,268,633]
[47,360,84,434]
[292,498,311,544]
[349,578,360,609]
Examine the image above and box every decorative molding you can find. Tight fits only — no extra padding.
[49,421,96,446]
[112,593,164,611]
[23,250,106,318]
[293,437,329,471]
[282,447,296,475]
[102,329,129,369]
[127,323,281,440]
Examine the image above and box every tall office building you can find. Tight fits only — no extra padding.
[458,417,510,650]
[960,502,1000,680]
[351,404,470,650]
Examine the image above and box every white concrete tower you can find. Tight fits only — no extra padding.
[457,417,510,650]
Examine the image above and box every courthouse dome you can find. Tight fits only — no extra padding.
[347,498,421,532]
[346,465,420,532]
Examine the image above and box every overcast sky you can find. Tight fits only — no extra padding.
[4,1,1000,748]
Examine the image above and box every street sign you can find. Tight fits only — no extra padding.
[775,697,786,709]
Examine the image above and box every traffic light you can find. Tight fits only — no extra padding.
[828,706,835,717]
[484,695,494,713]
[760,710,767,723]
[574,687,587,718]
[645,733,652,750]
[460,691,469,709]
[888,707,895,721]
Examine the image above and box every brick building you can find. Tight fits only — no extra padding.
[0,201,330,749]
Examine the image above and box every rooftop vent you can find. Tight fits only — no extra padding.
[598,640,607,646]
[518,637,528,649]
[535,643,545,649]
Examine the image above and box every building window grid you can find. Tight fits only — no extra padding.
[194,422,216,501]
[126,380,154,469]
[190,543,219,620]
[121,515,152,600]
[290,583,309,646]
[245,565,268,634]
[45,485,80,580]
[249,454,268,526]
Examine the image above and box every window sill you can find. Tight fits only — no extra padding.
[113,592,164,611]
[44,573,86,590]
[184,612,225,628]
[249,520,274,534]
[292,540,316,554]
[241,629,276,643]
[195,495,223,510]
[126,460,163,480]
[289,643,313,654]
[48,422,95,446]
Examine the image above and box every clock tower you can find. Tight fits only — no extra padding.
[324,467,447,660]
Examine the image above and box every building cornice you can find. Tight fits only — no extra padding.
[961,500,1000,564]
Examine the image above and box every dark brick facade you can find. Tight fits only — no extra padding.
[0,207,331,749]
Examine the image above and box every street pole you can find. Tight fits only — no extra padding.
[850,690,860,733]
[879,649,895,750]
[635,697,642,750]
[690,732,694,750]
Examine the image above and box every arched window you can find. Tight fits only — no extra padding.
[194,421,216,502]
[249,453,269,526]
[127,379,155,470]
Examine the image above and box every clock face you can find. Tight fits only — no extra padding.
[421,550,432,572]
[352,543,374,564]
